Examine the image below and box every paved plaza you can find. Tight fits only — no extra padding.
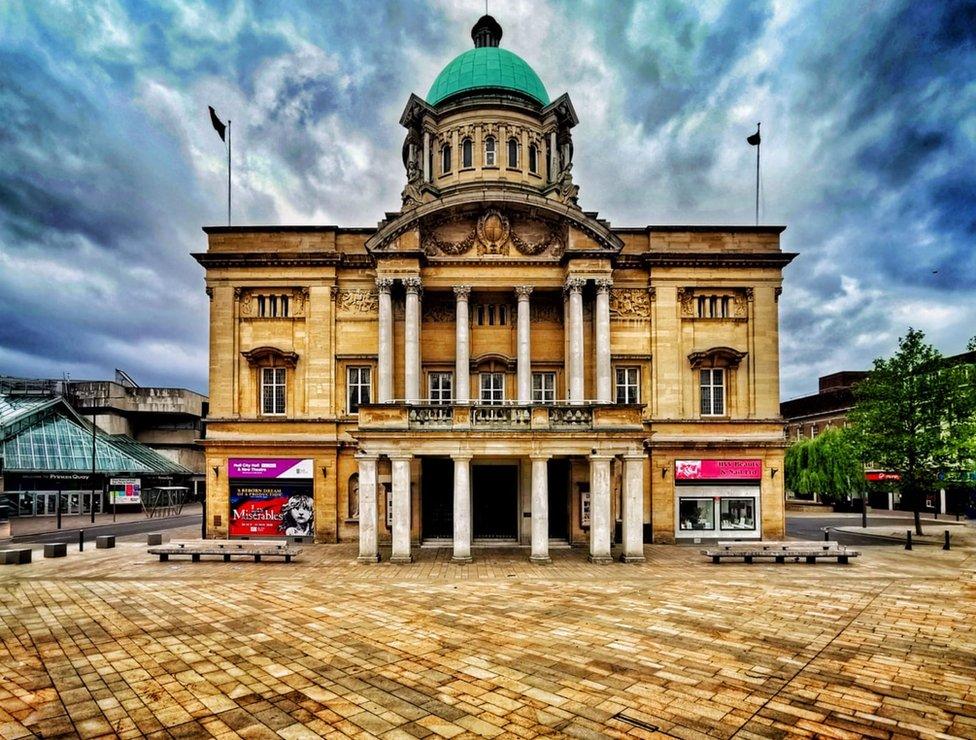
[1,530,974,739]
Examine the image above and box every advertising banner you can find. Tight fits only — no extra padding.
[228,458,313,479]
[229,481,314,537]
[109,477,142,504]
[865,471,901,481]
[675,459,762,480]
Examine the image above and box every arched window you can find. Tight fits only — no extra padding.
[462,138,473,168]
[529,144,538,173]
[507,138,518,168]
[484,136,496,166]
[441,144,452,174]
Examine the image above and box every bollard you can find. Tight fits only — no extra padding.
[79,529,84,552]
[943,530,950,551]
[905,530,912,550]
[823,529,829,542]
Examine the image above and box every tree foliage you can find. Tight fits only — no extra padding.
[786,427,865,503]
[848,328,976,532]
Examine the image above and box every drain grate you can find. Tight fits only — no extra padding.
[612,712,659,732]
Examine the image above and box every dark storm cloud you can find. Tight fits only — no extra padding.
[0,0,973,399]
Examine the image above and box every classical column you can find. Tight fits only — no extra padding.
[356,453,380,563]
[566,277,585,403]
[390,455,413,563]
[454,286,471,402]
[549,130,558,183]
[452,454,472,563]
[376,278,394,402]
[530,455,551,564]
[588,453,613,564]
[516,286,533,403]
[621,452,646,563]
[595,278,612,403]
[403,277,422,403]
[423,130,431,182]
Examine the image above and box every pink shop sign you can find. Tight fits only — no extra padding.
[674,459,762,480]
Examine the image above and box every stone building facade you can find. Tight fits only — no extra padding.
[194,16,796,561]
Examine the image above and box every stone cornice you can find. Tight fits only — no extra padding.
[192,251,344,269]
[642,252,798,268]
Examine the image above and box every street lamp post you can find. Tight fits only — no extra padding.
[91,412,97,524]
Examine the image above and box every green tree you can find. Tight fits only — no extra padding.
[848,328,976,534]
[786,427,865,504]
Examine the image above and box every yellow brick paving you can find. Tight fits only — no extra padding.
[1,538,974,739]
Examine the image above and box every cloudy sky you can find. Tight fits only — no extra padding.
[1,0,974,400]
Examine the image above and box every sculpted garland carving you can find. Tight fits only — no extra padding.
[609,289,651,318]
[420,208,565,258]
[337,289,379,314]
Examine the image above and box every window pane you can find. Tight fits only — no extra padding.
[679,498,714,530]
[700,386,712,415]
[463,140,472,168]
[720,498,755,530]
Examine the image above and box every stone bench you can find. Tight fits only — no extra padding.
[149,539,302,563]
[96,535,116,549]
[44,543,67,558]
[703,540,859,564]
[1,548,32,565]
[146,533,163,546]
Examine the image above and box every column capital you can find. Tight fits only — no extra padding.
[403,276,423,294]
[622,452,646,461]
[453,285,472,299]
[451,453,473,462]
[375,277,394,292]
[589,452,616,461]
[529,453,551,462]
[355,450,380,462]
[515,285,534,299]
[388,453,413,462]
[595,278,613,294]
[564,276,586,293]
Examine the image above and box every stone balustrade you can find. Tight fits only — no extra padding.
[357,403,643,432]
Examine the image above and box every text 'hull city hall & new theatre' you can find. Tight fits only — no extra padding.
[194,16,795,563]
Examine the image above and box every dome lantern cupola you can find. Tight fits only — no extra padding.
[471,14,502,48]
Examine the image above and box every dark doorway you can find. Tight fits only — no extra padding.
[547,458,570,539]
[473,464,518,540]
[421,457,453,539]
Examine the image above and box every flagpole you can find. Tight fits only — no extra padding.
[227,120,232,226]
[755,122,760,226]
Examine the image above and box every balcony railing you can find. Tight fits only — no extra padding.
[357,401,643,432]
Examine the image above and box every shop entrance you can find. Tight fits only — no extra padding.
[473,464,518,540]
[421,457,454,540]
[547,459,570,540]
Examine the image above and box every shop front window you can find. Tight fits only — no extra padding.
[678,498,714,531]
[720,498,755,530]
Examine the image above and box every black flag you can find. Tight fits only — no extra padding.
[747,124,761,146]
[209,105,227,142]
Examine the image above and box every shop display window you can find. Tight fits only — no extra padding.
[720,498,755,530]
[679,498,714,530]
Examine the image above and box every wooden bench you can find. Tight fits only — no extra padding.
[703,540,859,564]
[148,539,302,563]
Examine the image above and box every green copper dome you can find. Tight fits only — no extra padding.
[426,18,549,106]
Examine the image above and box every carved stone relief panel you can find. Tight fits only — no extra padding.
[422,297,455,323]
[420,208,566,259]
[336,289,379,315]
[609,289,651,319]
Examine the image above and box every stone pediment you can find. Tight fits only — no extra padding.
[365,191,622,259]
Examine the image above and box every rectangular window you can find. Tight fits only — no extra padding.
[700,368,725,416]
[720,498,756,531]
[678,498,715,531]
[281,294,289,317]
[479,373,504,404]
[428,372,453,404]
[532,372,556,403]
[261,367,286,415]
[258,295,267,317]
[347,366,372,414]
[615,367,640,404]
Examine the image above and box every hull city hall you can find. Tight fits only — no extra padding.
[194,16,796,563]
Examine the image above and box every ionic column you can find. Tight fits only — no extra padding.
[566,277,585,403]
[454,286,471,402]
[390,455,413,563]
[588,453,613,564]
[376,278,394,402]
[530,455,551,564]
[356,452,380,563]
[452,454,472,563]
[621,452,646,563]
[595,278,612,403]
[403,277,422,403]
[516,286,533,403]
